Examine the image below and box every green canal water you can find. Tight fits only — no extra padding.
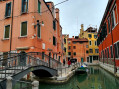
[39,66,119,89]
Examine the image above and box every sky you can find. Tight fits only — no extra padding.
[45,0,108,37]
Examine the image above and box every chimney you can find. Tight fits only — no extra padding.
[55,8,60,22]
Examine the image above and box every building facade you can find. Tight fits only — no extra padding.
[79,24,99,63]
[97,0,119,74]
[62,34,69,62]
[0,0,63,62]
[67,37,89,62]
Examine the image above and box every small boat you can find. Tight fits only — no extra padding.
[76,63,88,74]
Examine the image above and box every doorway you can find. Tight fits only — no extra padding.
[19,51,26,66]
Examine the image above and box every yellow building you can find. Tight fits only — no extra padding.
[62,34,69,62]
[79,24,99,63]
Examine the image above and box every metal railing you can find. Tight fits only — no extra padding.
[0,52,62,80]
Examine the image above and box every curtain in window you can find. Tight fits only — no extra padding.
[22,0,28,13]
[5,2,11,17]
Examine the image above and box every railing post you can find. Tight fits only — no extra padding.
[6,76,12,89]
[49,56,50,68]
[32,81,39,89]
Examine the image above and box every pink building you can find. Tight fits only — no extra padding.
[0,0,63,62]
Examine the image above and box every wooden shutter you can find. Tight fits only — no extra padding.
[38,0,41,13]
[21,22,27,36]
[37,25,40,38]
[4,25,10,38]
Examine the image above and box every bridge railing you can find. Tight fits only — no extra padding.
[0,52,61,80]
[28,52,62,70]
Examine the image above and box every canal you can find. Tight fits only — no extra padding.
[39,66,119,89]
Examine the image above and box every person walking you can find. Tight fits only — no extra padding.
[68,60,71,67]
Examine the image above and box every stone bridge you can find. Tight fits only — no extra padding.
[0,52,61,89]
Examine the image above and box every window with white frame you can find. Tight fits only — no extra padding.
[95,41,97,46]
[89,41,92,45]
[94,35,97,39]
[5,2,11,17]
[114,43,118,58]
[95,49,99,53]
[22,0,28,13]
[4,25,10,39]
[89,49,93,53]
[110,46,113,58]
[117,42,119,58]
[107,48,109,58]
[111,9,116,29]
[21,21,27,36]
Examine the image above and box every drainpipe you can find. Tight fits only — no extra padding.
[10,0,14,53]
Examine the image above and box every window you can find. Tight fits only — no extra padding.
[89,41,92,45]
[95,49,99,53]
[107,48,109,58]
[37,24,41,38]
[68,46,71,50]
[117,42,119,58]
[64,47,66,52]
[95,41,97,46]
[73,46,76,49]
[64,38,66,44]
[22,0,28,13]
[21,21,27,36]
[73,52,76,56]
[58,56,60,62]
[114,43,118,58]
[89,49,93,53]
[105,49,107,58]
[53,20,56,30]
[86,50,89,54]
[86,45,88,48]
[4,25,10,39]
[110,46,113,58]
[88,34,92,38]
[94,35,97,39]
[68,52,71,55]
[56,54,57,59]
[111,10,116,29]
[53,36,56,46]
[42,52,45,59]
[38,0,41,13]
[5,2,11,17]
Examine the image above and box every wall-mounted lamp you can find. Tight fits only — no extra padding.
[34,20,44,28]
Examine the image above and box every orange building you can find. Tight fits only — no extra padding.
[0,0,63,62]
[67,36,89,62]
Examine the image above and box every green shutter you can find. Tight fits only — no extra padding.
[37,25,40,38]
[21,22,27,36]
[38,0,41,13]
[4,25,10,38]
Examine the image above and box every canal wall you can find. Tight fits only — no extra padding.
[99,62,119,77]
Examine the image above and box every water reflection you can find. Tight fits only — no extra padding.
[39,66,119,89]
